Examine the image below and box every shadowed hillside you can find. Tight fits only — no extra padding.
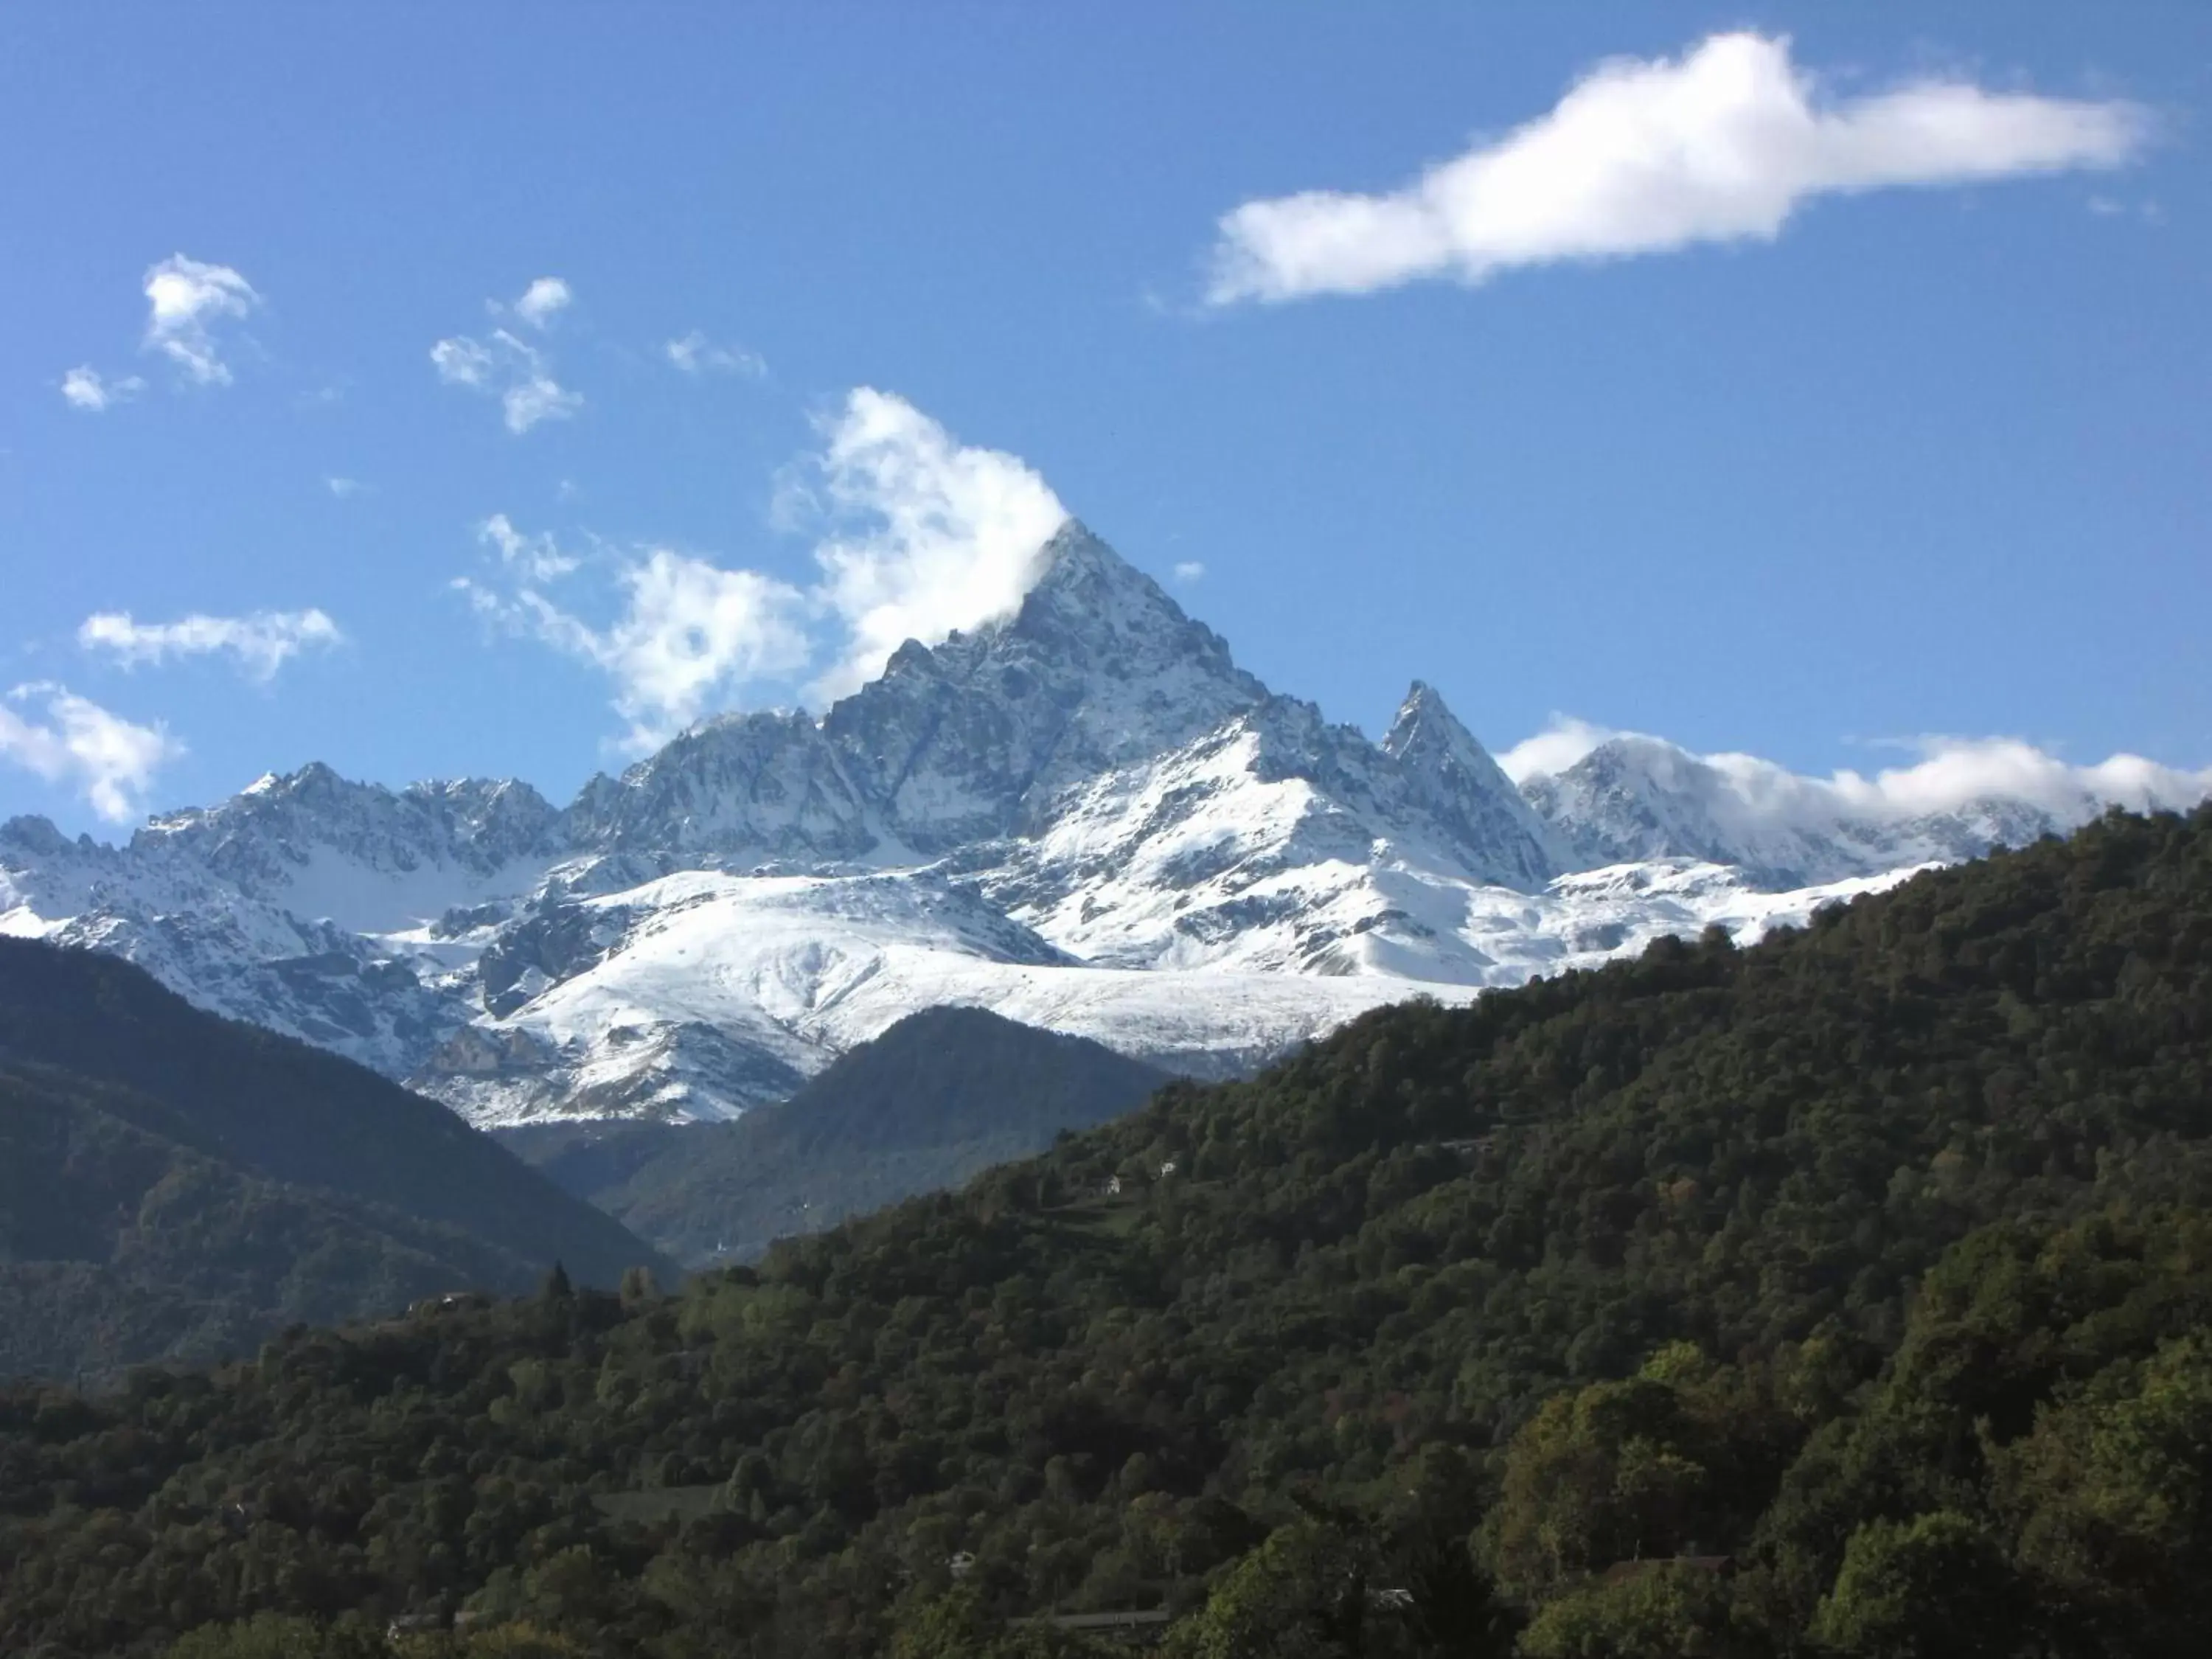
[507,1004,1173,1263]
[6,809,2212,1658]
[0,939,669,1381]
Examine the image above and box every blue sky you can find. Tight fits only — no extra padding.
[4,4,2208,835]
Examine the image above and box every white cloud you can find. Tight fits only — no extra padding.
[1502,715,2212,830]
[479,512,580,581]
[78,608,343,684]
[1811,737,2212,823]
[1498,716,1622,783]
[430,336,495,387]
[60,366,145,412]
[804,388,1068,700]
[459,390,1072,743]
[142,254,262,383]
[1208,32,2146,304]
[0,683,181,823]
[1173,560,1206,585]
[460,540,809,753]
[666,330,766,378]
[431,326,580,434]
[325,476,364,498]
[512,276,572,330]
[501,371,584,434]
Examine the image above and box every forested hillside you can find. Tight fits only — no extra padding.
[4,808,2210,1658]
[0,940,669,1382]
[509,1006,1172,1264]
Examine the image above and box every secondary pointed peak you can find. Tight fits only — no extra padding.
[1383,678,1472,758]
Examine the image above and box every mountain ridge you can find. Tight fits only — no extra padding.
[4,523,2197,1127]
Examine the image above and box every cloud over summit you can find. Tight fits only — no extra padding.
[459,389,1068,747]
[803,389,1068,702]
[1208,32,2146,304]
[1499,717,2212,841]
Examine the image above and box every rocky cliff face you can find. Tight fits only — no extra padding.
[567,712,877,863]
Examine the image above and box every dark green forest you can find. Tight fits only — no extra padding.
[5,807,2211,1657]
[0,939,667,1381]
[507,1005,1172,1264]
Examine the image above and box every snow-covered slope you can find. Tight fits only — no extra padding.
[4,521,2196,1127]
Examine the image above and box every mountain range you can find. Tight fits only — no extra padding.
[1,521,2188,1129]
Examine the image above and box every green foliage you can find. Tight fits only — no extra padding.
[1808,1511,2021,1658]
[170,1616,585,1658]
[888,1587,1116,1659]
[0,937,668,1381]
[1997,1326,2212,1655]
[1167,1520,1371,1659]
[167,1613,385,1659]
[1,808,2211,1657]
[515,1005,1171,1264]
[1518,1564,1745,1659]
[1480,1344,1790,1601]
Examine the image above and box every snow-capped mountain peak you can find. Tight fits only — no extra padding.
[820,520,1268,850]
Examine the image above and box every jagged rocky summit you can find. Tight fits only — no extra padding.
[0,521,2125,1127]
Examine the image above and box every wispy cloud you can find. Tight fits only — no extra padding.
[59,366,145,412]
[428,336,495,387]
[0,684,181,823]
[434,279,583,434]
[1207,32,2147,305]
[499,367,583,434]
[432,327,581,434]
[325,476,365,498]
[78,608,343,684]
[143,254,262,382]
[458,542,810,754]
[665,330,766,378]
[479,513,580,582]
[1173,560,1206,585]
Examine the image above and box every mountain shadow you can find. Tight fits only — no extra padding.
[504,1004,1172,1262]
[0,937,669,1381]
